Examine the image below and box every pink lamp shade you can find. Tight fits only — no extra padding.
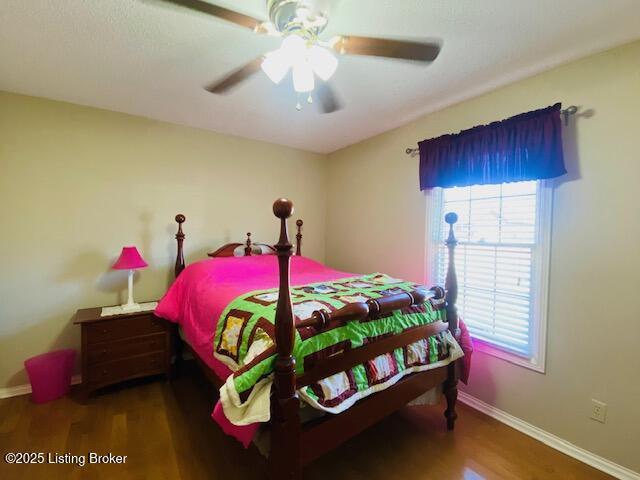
[112,246,148,270]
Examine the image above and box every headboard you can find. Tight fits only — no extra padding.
[173,216,304,276]
[207,232,277,258]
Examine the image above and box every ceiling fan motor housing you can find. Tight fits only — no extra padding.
[267,0,328,39]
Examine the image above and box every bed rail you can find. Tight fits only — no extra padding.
[296,320,449,388]
[293,287,447,387]
[295,287,439,330]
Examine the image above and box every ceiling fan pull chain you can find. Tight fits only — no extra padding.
[307,93,313,104]
[296,93,302,111]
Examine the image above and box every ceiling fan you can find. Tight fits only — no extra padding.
[161,0,441,113]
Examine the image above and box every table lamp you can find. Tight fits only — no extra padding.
[112,246,148,313]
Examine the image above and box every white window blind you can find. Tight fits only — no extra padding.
[432,180,550,362]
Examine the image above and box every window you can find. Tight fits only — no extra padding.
[429,180,552,371]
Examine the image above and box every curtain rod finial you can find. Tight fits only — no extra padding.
[562,105,579,126]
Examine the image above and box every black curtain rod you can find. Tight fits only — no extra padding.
[405,105,578,157]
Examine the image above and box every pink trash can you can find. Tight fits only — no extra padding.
[24,349,76,403]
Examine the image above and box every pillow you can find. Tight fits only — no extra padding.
[232,243,275,256]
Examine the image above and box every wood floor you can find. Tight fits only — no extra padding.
[0,364,612,480]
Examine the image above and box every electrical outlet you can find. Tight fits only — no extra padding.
[590,399,607,423]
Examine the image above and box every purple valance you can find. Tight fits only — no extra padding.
[418,103,566,189]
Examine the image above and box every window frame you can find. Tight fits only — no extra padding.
[425,180,553,373]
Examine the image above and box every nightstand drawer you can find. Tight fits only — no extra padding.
[86,314,165,344]
[88,333,166,365]
[87,352,166,386]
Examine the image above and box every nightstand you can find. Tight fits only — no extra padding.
[74,306,172,399]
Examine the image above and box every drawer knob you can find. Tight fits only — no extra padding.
[102,328,108,334]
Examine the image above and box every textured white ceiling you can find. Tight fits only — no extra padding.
[1,0,639,153]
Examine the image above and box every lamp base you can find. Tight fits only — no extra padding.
[100,301,158,318]
[119,302,141,313]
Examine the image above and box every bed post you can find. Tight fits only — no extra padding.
[295,219,303,256]
[269,199,301,480]
[443,212,459,430]
[172,214,186,376]
[174,214,186,277]
[244,232,252,256]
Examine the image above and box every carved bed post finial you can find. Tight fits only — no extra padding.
[443,211,459,431]
[269,198,301,479]
[244,232,252,256]
[295,219,303,256]
[174,214,186,278]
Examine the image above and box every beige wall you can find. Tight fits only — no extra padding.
[0,92,327,388]
[326,41,640,472]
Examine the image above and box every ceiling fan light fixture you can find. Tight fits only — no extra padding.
[172,0,443,114]
[292,61,314,92]
[261,50,290,84]
[308,45,338,81]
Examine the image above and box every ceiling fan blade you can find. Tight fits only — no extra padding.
[316,82,342,114]
[161,0,265,32]
[333,36,441,62]
[205,57,263,94]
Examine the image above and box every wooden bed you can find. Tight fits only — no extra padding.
[170,198,460,480]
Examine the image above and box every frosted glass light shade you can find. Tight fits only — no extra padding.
[260,35,339,92]
[280,35,307,63]
[261,50,290,84]
[292,62,314,92]
[308,45,338,81]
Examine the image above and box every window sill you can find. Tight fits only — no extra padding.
[471,337,546,373]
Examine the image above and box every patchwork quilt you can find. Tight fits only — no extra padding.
[216,273,464,424]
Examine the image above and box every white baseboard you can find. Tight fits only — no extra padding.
[458,391,640,480]
[0,375,82,400]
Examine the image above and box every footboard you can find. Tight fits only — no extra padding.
[294,288,448,387]
[269,199,459,479]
